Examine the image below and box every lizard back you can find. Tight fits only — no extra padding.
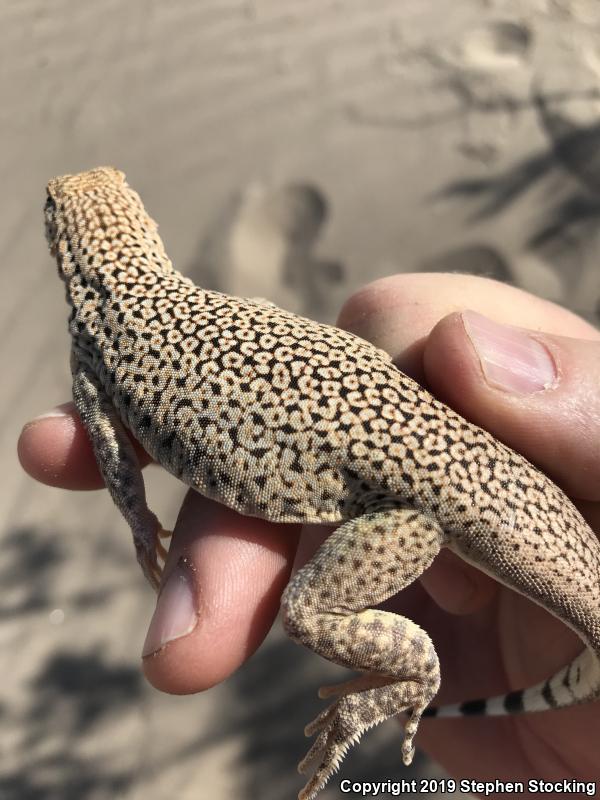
[44,168,600,800]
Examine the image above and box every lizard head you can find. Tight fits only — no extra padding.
[44,167,126,276]
[44,167,169,292]
[46,167,125,204]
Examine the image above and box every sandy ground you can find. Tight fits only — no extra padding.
[2,1,600,798]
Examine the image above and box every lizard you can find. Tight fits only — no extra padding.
[44,167,600,800]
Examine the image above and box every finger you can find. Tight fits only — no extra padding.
[20,405,301,691]
[425,311,600,501]
[292,523,333,573]
[18,402,151,490]
[142,492,300,694]
[418,547,498,616]
[338,272,598,383]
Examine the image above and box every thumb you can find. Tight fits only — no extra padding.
[424,310,600,502]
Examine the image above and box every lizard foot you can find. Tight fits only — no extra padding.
[297,682,430,800]
[139,549,161,591]
[137,526,172,592]
[297,697,360,800]
[317,675,425,765]
[156,528,171,560]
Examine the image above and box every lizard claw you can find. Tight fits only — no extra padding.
[137,526,172,591]
[156,533,170,561]
[298,686,426,798]
[140,551,161,591]
[400,710,421,765]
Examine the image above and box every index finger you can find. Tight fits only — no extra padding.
[18,402,152,490]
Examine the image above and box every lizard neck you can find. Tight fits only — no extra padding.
[58,225,176,344]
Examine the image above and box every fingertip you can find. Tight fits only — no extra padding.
[142,495,299,694]
[337,276,433,380]
[424,311,600,499]
[18,405,103,489]
[18,403,151,490]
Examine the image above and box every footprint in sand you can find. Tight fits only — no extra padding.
[458,21,532,70]
[196,181,343,320]
[431,20,534,161]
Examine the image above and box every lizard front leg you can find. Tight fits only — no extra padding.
[281,507,446,800]
[71,356,171,590]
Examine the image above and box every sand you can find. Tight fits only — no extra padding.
[2,1,599,798]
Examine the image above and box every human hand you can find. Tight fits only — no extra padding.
[336,273,600,784]
[18,272,600,782]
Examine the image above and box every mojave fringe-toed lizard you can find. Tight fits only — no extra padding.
[44,167,600,800]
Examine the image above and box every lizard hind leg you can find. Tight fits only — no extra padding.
[281,507,446,800]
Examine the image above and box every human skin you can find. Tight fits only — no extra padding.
[18,273,600,788]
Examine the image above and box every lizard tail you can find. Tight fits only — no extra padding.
[422,647,600,719]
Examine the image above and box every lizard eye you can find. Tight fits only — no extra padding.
[44,195,59,255]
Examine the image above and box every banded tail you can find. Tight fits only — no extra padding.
[423,648,600,718]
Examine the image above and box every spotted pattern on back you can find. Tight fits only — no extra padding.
[45,169,600,621]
